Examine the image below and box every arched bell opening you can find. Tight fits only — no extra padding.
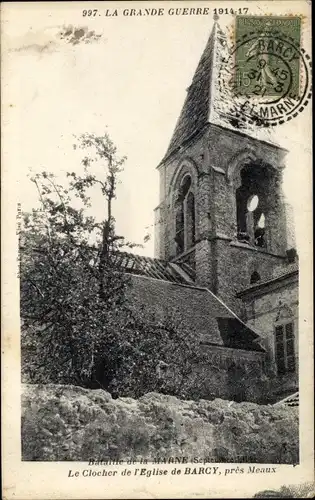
[174,175,196,256]
[235,162,275,249]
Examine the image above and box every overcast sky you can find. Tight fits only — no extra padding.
[3,2,311,257]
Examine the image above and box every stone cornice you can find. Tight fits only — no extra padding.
[236,270,298,299]
[201,342,265,358]
[209,123,289,155]
[230,240,286,258]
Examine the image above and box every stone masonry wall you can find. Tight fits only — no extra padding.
[155,124,289,314]
[214,240,286,316]
[22,384,299,463]
[241,277,299,397]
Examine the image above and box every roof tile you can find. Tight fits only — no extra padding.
[117,251,265,352]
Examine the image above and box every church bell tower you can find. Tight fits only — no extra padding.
[154,19,292,315]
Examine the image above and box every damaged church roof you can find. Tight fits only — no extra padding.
[112,251,195,284]
[274,391,299,408]
[117,251,265,353]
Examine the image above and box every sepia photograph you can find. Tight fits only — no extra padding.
[1,1,313,498]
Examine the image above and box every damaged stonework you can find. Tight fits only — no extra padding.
[236,261,299,402]
[153,18,299,401]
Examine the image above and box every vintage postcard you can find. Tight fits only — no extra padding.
[1,0,314,498]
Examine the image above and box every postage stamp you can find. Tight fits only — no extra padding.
[218,15,312,127]
[235,16,301,97]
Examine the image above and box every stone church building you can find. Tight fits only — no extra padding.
[121,20,299,403]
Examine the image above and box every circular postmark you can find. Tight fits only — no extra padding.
[218,30,312,127]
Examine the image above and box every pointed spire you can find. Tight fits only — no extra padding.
[162,21,225,162]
